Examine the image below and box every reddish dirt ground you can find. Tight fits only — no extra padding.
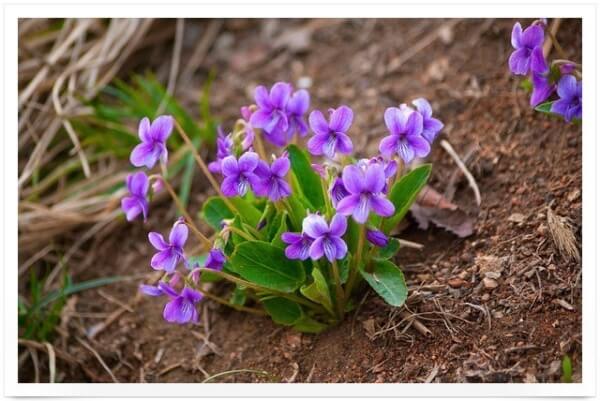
[19,18,582,383]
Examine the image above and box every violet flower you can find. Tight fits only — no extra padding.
[281,232,314,261]
[530,72,555,106]
[307,106,354,159]
[205,248,225,271]
[220,152,261,197]
[208,127,233,174]
[303,214,348,262]
[379,107,429,164]
[508,22,546,75]
[285,89,310,140]
[336,163,395,223]
[254,153,292,201]
[250,82,292,146]
[157,283,202,324]
[121,171,149,221]
[366,229,388,248]
[130,115,173,169]
[411,98,444,143]
[551,75,582,122]
[148,220,188,273]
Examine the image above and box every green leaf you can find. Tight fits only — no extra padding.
[377,238,401,260]
[382,164,431,233]
[561,355,573,383]
[300,267,334,315]
[293,316,329,333]
[262,297,303,325]
[285,195,307,231]
[229,285,247,306]
[39,276,125,308]
[229,197,262,228]
[286,144,325,209]
[270,213,288,249]
[535,101,554,114]
[360,260,408,307]
[201,197,234,230]
[230,241,306,292]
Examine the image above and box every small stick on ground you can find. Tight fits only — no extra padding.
[76,337,119,383]
[400,310,433,337]
[440,139,481,207]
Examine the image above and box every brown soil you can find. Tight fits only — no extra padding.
[19,18,582,383]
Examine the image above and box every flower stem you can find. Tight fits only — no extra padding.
[331,259,345,319]
[226,225,255,241]
[149,174,212,250]
[394,158,404,184]
[196,287,267,316]
[253,129,268,161]
[345,224,365,301]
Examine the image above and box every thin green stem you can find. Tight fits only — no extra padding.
[196,287,267,316]
[226,225,255,241]
[331,259,345,319]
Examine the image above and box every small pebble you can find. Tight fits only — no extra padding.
[483,277,499,289]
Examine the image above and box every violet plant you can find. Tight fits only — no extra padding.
[509,19,582,122]
[123,82,442,332]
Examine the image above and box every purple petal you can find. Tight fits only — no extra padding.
[169,223,188,248]
[254,159,271,180]
[397,139,415,163]
[407,135,431,158]
[352,195,371,224]
[336,194,360,216]
[550,99,570,117]
[303,214,329,238]
[307,133,328,156]
[329,214,347,237]
[364,164,385,193]
[285,240,311,260]
[221,176,239,197]
[250,109,275,129]
[254,85,271,109]
[342,164,365,194]
[148,232,169,251]
[379,135,399,158]
[130,142,160,169]
[412,98,432,118]
[530,73,555,106]
[308,110,329,136]
[138,117,151,142]
[557,75,577,99]
[238,152,259,173]
[331,236,348,259]
[127,171,149,197]
[269,82,292,109]
[366,229,388,247]
[369,194,395,217]
[263,110,289,137]
[139,284,163,297]
[220,156,239,177]
[122,197,142,221]
[329,105,353,133]
[281,232,302,244]
[384,107,405,135]
[308,237,325,260]
[271,157,290,177]
[508,48,530,75]
[422,118,444,143]
[150,115,173,143]
[151,249,178,273]
[405,111,423,137]
[530,46,548,74]
[321,238,338,262]
[163,298,195,324]
[181,287,203,303]
[335,133,353,155]
[287,89,309,115]
[157,282,179,298]
[511,22,522,48]
[520,25,544,48]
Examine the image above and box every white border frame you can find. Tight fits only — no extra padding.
[2,2,597,398]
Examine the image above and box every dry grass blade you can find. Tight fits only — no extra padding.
[440,139,481,207]
[43,342,57,383]
[547,207,580,262]
[76,337,119,383]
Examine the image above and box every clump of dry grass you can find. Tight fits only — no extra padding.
[547,207,580,262]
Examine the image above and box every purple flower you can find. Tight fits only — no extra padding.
[208,127,233,174]
[530,72,555,106]
[303,214,348,262]
[250,82,292,146]
[330,177,350,208]
[130,115,173,169]
[205,248,225,271]
[366,229,388,248]
[336,163,395,223]
[508,22,546,75]
[154,283,202,324]
[281,232,314,260]
[379,107,429,164]
[121,171,149,221]
[254,153,292,201]
[551,75,582,122]
[285,89,310,140]
[148,221,188,273]
[411,99,444,143]
[220,152,261,197]
[307,106,354,159]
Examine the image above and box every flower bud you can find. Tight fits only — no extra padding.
[366,229,389,248]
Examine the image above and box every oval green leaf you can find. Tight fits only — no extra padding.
[360,260,408,307]
[262,297,303,325]
[286,144,325,209]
